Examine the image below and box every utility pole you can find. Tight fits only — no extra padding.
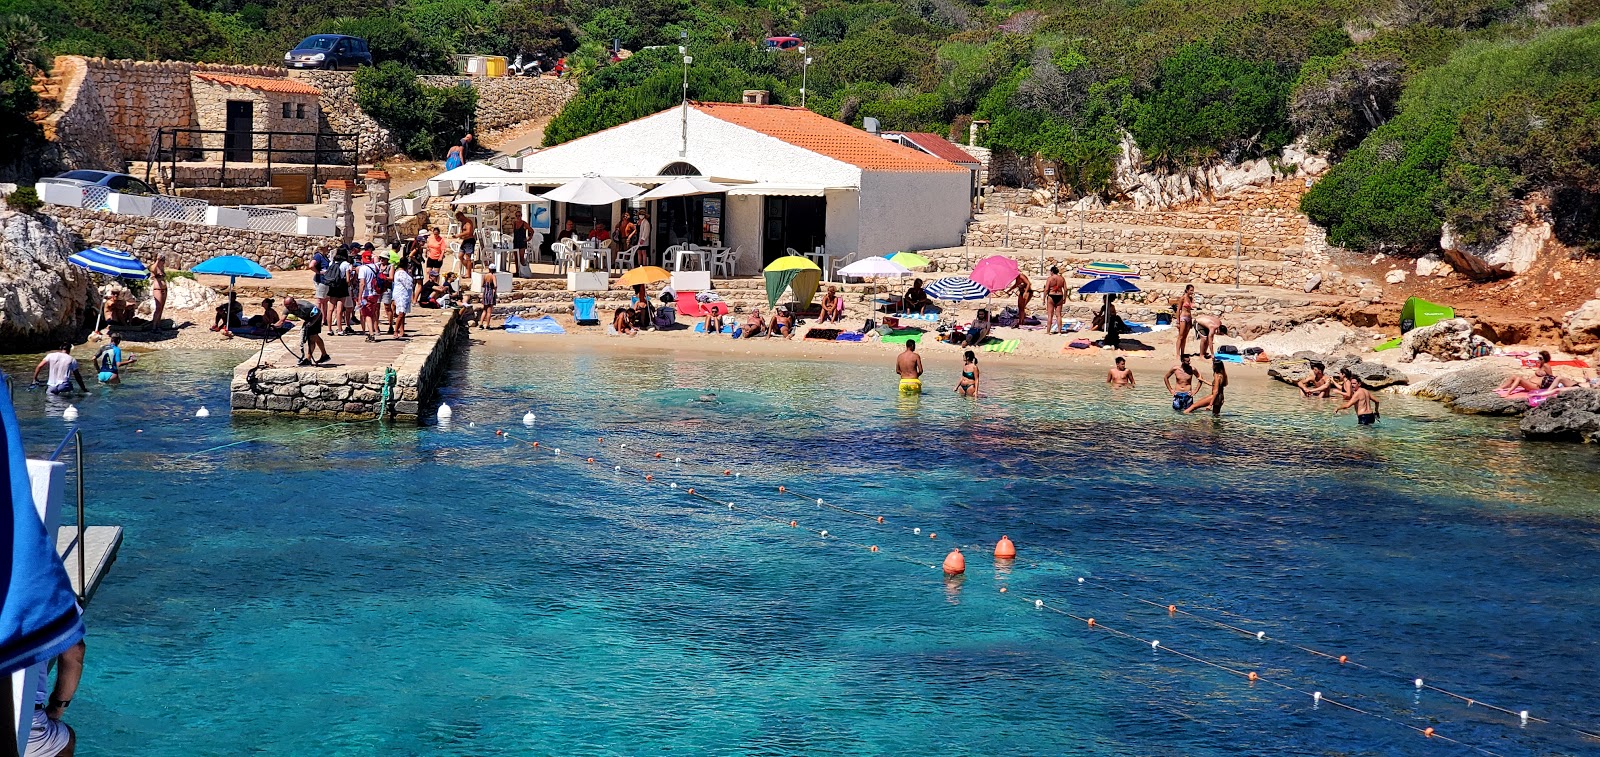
[1230,212,1245,292]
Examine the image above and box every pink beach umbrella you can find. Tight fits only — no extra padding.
[970,255,1021,291]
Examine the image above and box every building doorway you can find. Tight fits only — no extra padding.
[654,194,725,251]
[223,101,254,163]
[762,196,826,264]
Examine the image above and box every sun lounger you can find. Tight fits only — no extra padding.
[676,292,730,319]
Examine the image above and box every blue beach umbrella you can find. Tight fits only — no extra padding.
[192,256,273,335]
[0,381,85,678]
[67,246,149,280]
[926,277,990,301]
[1077,276,1140,295]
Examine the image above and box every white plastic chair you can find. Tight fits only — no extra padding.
[615,244,643,270]
[552,242,578,274]
[712,246,739,277]
[663,244,685,271]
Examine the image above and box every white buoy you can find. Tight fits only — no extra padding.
[63,405,79,422]
[1034,599,1043,609]
[816,498,824,505]
[1256,631,1266,641]
[468,422,475,427]
[522,412,535,426]
[614,465,621,472]
[670,483,678,489]
[1415,678,1424,689]
[1313,692,1322,705]
[1151,640,1160,650]
[195,406,209,418]
[1519,710,1529,726]
[438,403,453,419]
[913,528,921,535]
[1078,577,1085,584]
[553,448,560,455]
[820,530,829,537]
[675,457,682,463]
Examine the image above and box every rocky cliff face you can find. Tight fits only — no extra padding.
[0,211,91,351]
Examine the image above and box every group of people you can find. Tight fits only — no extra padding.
[31,337,137,393]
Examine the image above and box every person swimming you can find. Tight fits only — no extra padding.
[695,392,718,404]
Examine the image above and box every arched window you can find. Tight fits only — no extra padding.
[658,162,701,176]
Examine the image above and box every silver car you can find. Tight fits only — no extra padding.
[38,170,156,195]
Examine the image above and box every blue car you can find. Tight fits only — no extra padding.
[284,35,372,70]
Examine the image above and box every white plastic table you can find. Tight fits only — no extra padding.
[805,248,834,281]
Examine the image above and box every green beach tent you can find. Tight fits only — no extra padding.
[1375,296,1456,351]
[763,255,822,309]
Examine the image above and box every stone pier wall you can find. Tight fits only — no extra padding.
[230,309,464,422]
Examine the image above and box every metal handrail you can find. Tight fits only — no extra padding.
[48,427,86,602]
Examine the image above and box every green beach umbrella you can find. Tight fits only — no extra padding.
[888,251,930,270]
[763,255,822,309]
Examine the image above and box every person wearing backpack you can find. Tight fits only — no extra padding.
[93,334,135,385]
[309,246,331,318]
[324,248,352,335]
[356,249,383,341]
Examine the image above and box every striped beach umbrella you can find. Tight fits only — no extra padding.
[67,246,149,280]
[1076,261,1140,279]
[926,277,990,301]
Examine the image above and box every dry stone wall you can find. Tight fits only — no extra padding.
[46,205,338,271]
[39,57,121,171]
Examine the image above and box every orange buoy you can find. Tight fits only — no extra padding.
[994,535,1017,559]
[929,532,937,539]
[870,545,879,552]
[876,516,884,524]
[645,474,653,481]
[655,452,662,458]
[1087,618,1096,628]
[998,586,1007,593]
[597,437,604,443]
[687,488,695,494]
[789,520,797,527]
[532,441,539,448]
[1339,655,1348,665]
[723,469,731,476]
[1168,605,1176,615]
[942,548,966,575]
[1248,672,1259,682]
[778,486,786,493]
[1423,728,1435,738]
[586,457,595,463]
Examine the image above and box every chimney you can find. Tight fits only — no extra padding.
[741,90,770,105]
[863,117,879,135]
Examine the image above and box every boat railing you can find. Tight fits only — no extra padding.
[48,426,86,603]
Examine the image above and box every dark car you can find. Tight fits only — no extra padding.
[284,35,372,70]
[38,170,155,195]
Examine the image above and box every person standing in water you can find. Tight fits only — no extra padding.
[1044,266,1067,334]
[1185,358,1227,416]
[897,340,924,394]
[1337,369,1381,425]
[1164,353,1206,411]
[1107,356,1135,387]
[955,350,980,397]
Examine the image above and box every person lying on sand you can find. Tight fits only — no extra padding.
[740,307,767,339]
[769,307,796,339]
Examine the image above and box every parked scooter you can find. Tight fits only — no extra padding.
[508,53,543,76]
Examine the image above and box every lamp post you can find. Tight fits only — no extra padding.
[800,45,811,109]
[679,32,692,157]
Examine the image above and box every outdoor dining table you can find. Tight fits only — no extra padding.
[582,240,613,272]
[674,246,709,272]
[804,248,835,282]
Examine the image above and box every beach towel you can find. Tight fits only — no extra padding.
[1066,339,1093,350]
[0,381,85,673]
[1215,352,1246,363]
[503,315,566,335]
[1550,360,1591,368]
[894,312,939,322]
[806,328,843,340]
[694,322,735,334]
[836,332,865,342]
[984,339,1021,354]
[880,328,926,345]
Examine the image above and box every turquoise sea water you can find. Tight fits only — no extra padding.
[6,345,1600,756]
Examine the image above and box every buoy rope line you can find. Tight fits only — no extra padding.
[556,430,1600,746]
[484,421,1592,751]
[1022,597,1509,757]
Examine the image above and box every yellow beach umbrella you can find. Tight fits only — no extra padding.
[616,265,671,287]
[763,255,821,272]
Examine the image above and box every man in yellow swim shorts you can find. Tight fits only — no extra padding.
[896,340,923,394]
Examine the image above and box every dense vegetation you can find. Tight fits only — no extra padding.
[2,0,1597,251]
[354,62,478,158]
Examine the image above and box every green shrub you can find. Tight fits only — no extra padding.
[6,186,42,213]
[1129,42,1293,166]
[354,62,478,158]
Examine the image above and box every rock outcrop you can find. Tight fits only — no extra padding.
[0,211,91,351]
[1267,351,1408,388]
[1563,294,1600,354]
[1400,318,1491,362]
[1413,362,1526,415]
[1519,389,1600,443]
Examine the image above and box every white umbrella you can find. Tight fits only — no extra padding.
[452,185,542,205]
[428,161,524,185]
[540,174,646,205]
[639,177,732,200]
[837,256,912,278]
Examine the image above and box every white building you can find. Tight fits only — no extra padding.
[515,99,972,275]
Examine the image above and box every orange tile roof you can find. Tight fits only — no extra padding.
[193,72,321,96]
[692,102,966,173]
[896,132,982,166]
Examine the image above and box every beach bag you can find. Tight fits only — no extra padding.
[1218,344,1240,355]
[653,306,676,329]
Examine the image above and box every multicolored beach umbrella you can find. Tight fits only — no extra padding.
[1077,277,1140,295]
[763,255,822,308]
[67,246,148,280]
[1076,261,1140,279]
[926,277,990,301]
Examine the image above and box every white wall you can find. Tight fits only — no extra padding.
[725,195,764,276]
[856,170,970,258]
[521,108,862,188]
[824,189,860,261]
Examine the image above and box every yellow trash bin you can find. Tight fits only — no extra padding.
[484,56,508,77]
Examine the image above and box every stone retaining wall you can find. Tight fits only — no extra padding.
[171,186,286,205]
[963,221,1305,263]
[230,309,464,422]
[46,205,337,271]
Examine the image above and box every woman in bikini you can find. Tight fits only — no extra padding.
[1496,350,1564,395]
[1002,273,1034,325]
[1184,359,1227,416]
[149,254,168,328]
[1044,266,1067,334]
[955,350,980,397]
[1174,284,1195,358]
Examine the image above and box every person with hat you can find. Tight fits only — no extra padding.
[356,248,383,341]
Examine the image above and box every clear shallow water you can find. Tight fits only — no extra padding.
[5,346,1600,756]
